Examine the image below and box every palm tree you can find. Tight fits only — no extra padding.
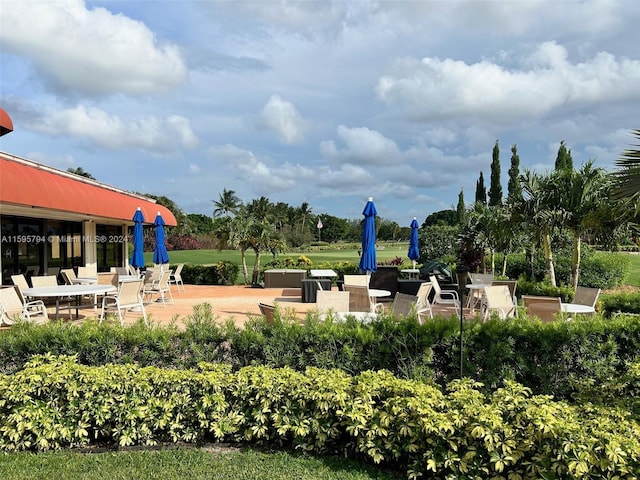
[212,189,242,218]
[555,161,608,288]
[613,129,640,213]
[297,202,313,234]
[518,170,565,287]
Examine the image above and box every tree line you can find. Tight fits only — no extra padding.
[422,131,640,289]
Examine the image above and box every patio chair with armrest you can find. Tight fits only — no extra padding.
[415,282,434,322]
[343,274,370,287]
[391,292,417,318]
[491,280,518,306]
[143,270,174,306]
[344,284,384,313]
[522,295,562,322]
[573,286,600,312]
[11,274,31,292]
[169,263,185,292]
[100,279,147,327]
[483,285,517,321]
[315,290,350,321]
[30,275,59,287]
[429,275,460,311]
[60,269,77,285]
[316,290,350,314]
[0,286,49,326]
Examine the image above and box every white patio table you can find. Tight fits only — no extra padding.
[309,269,338,279]
[23,284,117,320]
[561,303,595,315]
[465,283,491,313]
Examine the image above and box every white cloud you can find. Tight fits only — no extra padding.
[320,126,403,165]
[28,104,197,152]
[376,42,640,125]
[0,0,186,96]
[258,95,307,144]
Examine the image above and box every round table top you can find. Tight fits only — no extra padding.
[369,288,391,297]
[24,284,117,297]
[467,283,491,290]
[561,303,595,314]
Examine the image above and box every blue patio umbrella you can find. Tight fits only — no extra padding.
[408,217,420,269]
[130,207,145,270]
[358,197,377,274]
[153,212,170,265]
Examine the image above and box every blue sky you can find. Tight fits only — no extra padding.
[1,0,639,225]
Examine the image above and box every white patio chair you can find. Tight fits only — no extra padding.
[415,282,434,322]
[483,285,517,321]
[344,284,384,313]
[429,276,460,311]
[100,279,147,326]
[169,263,185,292]
[0,286,49,326]
[391,292,417,318]
[143,270,174,306]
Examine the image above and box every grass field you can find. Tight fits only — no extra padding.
[145,241,413,283]
[0,448,399,480]
[146,244,640,287]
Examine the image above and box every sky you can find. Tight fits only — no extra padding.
[1,0,639,226]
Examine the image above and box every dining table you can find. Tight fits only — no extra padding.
[23,284,117,320]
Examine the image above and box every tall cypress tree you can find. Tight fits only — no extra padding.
[555,140,574,171]
[488,140,503,206]
[456,188,466,224]
[475,172,487,205]
[507,144,521,204]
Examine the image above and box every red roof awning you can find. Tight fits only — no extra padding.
[0,154,177,226]
[0,108,13,137]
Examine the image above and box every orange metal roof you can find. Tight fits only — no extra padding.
[0,108,13,137]
[0,154,177,226]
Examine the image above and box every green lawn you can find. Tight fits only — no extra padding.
[146,242,412,279]
[624,252,640,286]
[0,448,400,480]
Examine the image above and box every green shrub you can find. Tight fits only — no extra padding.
[600,292,640,316]
[2,308,640,407]
[516,278,574,301]
[179,262,238,285]
[505,250,630,289]
[1,355,639,479]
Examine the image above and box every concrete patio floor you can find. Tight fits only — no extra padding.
[40,284,465,329]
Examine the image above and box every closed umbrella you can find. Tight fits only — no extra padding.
[358,197,377,274]
[130,207,145,270]
[153,212,170,266]
[408,217,420,269]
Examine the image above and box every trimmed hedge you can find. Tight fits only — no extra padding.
[1,355,638,479]
[175,262,238,285]
[1,307,640,405]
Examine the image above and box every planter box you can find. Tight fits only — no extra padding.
[263,269,307,288]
